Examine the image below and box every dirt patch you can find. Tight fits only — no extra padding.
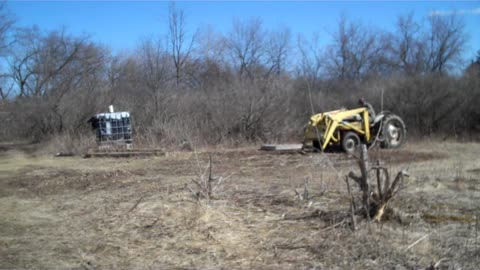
[0,142,40,155]
[5,166,144,196]
[199,147,444,168]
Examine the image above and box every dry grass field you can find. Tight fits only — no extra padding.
[0,141,479,269]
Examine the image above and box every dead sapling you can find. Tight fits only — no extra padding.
[186,154,225,201]
[347,144,409,222]
[295,177,310,203]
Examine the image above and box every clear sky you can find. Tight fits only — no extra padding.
[7,1,480,60]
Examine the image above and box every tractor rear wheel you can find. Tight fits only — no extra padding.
[380,114,406,149]
[342,132,360,154]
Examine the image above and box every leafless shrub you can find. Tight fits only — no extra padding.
[294,177,310,203]
[43,132,96,155]
[185,154,232,201]
[347,144,409,224]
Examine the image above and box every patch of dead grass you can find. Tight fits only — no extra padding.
[0,141,479,269]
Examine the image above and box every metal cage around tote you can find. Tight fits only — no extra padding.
[89,111,133,146]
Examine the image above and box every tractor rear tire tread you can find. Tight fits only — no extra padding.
[380,114,406,149]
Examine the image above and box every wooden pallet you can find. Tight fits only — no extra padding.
[260,144,303,152]
[83,148,165,158]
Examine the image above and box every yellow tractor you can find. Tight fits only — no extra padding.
[303,99,406,153]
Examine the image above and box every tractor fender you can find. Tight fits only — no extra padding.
[375,111,407,130]
[374,111,393,124]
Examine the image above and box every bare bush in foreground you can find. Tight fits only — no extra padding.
[347,145,409,225]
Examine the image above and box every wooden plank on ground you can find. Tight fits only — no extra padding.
[260,144,303,151]
[84,151,165,158]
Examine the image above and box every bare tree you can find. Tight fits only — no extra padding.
[105,54,143,106]
[387,12,467,75]
[265,27,291,76]
[167,2,197,87]
[0,2,14,100]
[296,33,324,86]
[10,28,88,98]
[226,18,266,80]
[8,27,106,138]
[426,14,466,73]
[10,27,42,98]
[194,27,232,89]
[389,13,427,75]
[0,2,14,54]
[138,37,171,114]
[197,26,228,66]
[0,78,12,100]
[324,15,386,80]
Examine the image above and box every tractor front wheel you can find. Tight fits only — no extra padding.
[342,132,360,154]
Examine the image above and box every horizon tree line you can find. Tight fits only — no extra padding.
[0,2,478,147]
